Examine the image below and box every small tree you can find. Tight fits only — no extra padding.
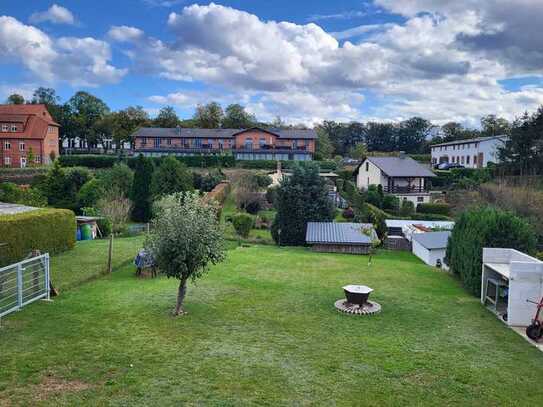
[131,154,154,222]
[399,200,415,217]
[151,156,193,198]
[97,188,132,273]
[272,162,335,246]
[145,192,225,315]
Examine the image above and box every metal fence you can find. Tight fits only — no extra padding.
[0,253,50,318]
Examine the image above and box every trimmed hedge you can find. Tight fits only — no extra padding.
[446,207,536,296]
[59,154,236,169]
[0,208,76,266]
[416,202,451,216]
[59,155,118,168]
[237,160,337,171]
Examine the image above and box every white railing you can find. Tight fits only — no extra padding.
[0,254,50,318]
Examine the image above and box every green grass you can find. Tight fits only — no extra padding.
[50,236,144,291]
[1,240,543,405]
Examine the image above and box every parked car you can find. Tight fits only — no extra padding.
[435,162,465,170]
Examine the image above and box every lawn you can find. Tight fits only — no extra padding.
[1,239,543,405]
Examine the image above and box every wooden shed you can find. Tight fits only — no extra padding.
[305,222,377,255]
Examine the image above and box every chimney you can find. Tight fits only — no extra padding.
[399,151,406,159]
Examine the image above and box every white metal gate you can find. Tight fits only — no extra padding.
[0,254,50,318]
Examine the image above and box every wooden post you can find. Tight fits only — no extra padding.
[107,233,113,273]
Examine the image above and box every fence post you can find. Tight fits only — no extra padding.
[44,254,50,301]
[16,263,23,310]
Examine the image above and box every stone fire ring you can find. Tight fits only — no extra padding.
[334,299,381,315]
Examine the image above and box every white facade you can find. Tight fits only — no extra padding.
[412,239,446,267]
[62,137,131,151]
[431,136,507,168]
[356,158,432,205]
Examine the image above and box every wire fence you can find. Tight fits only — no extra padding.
[0,253,50,318]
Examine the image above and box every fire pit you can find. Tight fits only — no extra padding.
[335,284,381,315]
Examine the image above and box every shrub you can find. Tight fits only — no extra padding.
[130,155,154,222]
[417,202,451,216]
[342,208,354,219]
[0,183,47,207]
[77,178,104,209]
[446,207,537,296]
[200,169,226,192]
[151,156,193,197]
[253,173,272,189]
[237,160,337,171]
[355,203,387,240]
[245,195,265,215]
[232,213,254,238]
[203,182,231,206]
[399,200,415,217]
[0,208,76,266]
[97,163,134,198]
[382,195,400,213]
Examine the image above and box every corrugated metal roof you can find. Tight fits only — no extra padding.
[306,222,376,245]
[412,231,451,250]
[132,127,317,140]
[366,156,436,177]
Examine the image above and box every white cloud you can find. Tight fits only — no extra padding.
[331,23,395,40]
[29,4,75,25]
[108,25,144,42]
[118,2,543,124]
[0,16,126,86]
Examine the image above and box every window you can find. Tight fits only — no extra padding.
[366,162,369,171]
[4,156,11,166]
[473,155,477,165]
[292,140,298,149]
[461,156,465,164]
[1,124,8,132]
[11,125,17,132]
[167,138,172,145]
[259,137,266,148]
[194,139,202,148]
[4,141,10,149]
[141,137,147,145]
[48,126,55,133]
[34,155,41,164]
[19,142,25,151]
[244,139,253,150]
[154,138,160,148]
[466,156,470,164]
[417,197,424,203]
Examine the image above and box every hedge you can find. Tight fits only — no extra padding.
[236,160,337,171]
[0,208,76,266]
[416,202,451,216]
[59,155,118,168]
[203,181,231,206]
[446,207,537,296]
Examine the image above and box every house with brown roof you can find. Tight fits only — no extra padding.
[131,127,316,161]
[0,104,60,168]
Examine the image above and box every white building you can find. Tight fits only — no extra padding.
[430,135,507,168]
[62,137,132,153]
[411,231,451,267]
[355,155,436,205]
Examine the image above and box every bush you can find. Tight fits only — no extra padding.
[232,213,254,238]
[245,195,265,215]
[0,183,47,207]
[97,163,134,197]
[399,200,415,217]
[77,178,104,209]
[237,160,337,171]
[0,208,76,266]
[253,173,272,189]
[446,207,537,296]
[151,156,193,197]
[356,203,387,240]
[417,202,451,216]
[203,182,231,206]
[382,195,400,213]
[342,208,354,219]
[200,169,226,192]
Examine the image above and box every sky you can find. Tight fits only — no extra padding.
[1,0,543,127]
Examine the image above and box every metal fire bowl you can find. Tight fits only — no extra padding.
[334,299,381,315]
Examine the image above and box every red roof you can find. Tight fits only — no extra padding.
[0,104,59,140]
[0,104,59,126]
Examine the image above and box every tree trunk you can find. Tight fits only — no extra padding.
[174,277,188,316]
[107,233,113,273]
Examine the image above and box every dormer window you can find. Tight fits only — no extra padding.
[1,124,8,132]
[11,125,17,132]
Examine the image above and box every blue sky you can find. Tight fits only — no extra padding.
[1,0,543,126]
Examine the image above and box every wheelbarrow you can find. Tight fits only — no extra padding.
[526,296,543,342]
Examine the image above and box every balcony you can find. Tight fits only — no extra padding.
[383,186,429,194]
[234,145,308,152]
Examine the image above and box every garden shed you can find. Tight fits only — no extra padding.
[411,231,451,267]
[481,248,543,326]
[305,222,377,255]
